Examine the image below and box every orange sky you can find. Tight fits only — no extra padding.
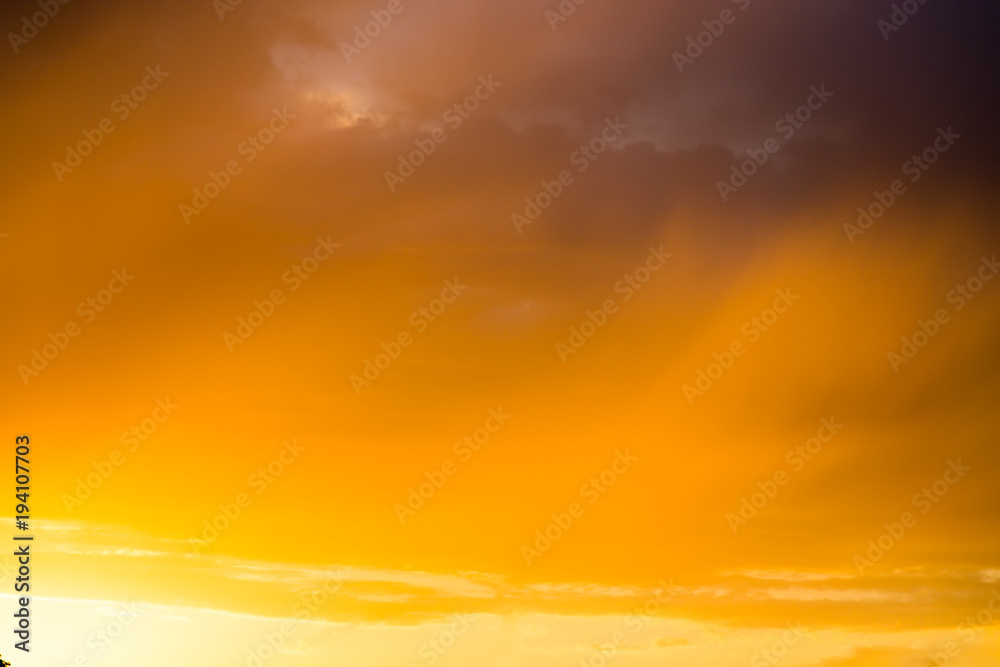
[1,0,999,665]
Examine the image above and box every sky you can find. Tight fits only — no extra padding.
[1,0,999,665]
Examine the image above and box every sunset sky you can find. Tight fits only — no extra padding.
[1,0,999,665]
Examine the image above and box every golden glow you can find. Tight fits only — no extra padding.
[1,0,998,665]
